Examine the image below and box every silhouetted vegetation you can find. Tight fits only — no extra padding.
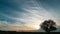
[40,19,57,33]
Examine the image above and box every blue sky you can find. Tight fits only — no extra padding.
[38,0,60,18]
[0,0,60,32]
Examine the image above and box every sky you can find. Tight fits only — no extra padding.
[0,0,60,32]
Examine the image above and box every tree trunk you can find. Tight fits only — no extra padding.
[46,30,50,34]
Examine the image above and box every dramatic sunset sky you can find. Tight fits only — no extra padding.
[0,0,60,32]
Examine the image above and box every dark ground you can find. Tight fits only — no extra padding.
[0,31,59,34]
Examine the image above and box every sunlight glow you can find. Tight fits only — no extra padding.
[33,25,40,30]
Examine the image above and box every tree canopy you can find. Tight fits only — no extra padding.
[40,19,57,32]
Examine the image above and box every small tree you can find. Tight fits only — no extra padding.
[40,19,57,32]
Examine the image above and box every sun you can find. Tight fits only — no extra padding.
[34,25,40,30]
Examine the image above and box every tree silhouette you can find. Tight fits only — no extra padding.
[40,19,57,32]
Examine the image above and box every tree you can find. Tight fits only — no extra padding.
[40,19,57,32]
